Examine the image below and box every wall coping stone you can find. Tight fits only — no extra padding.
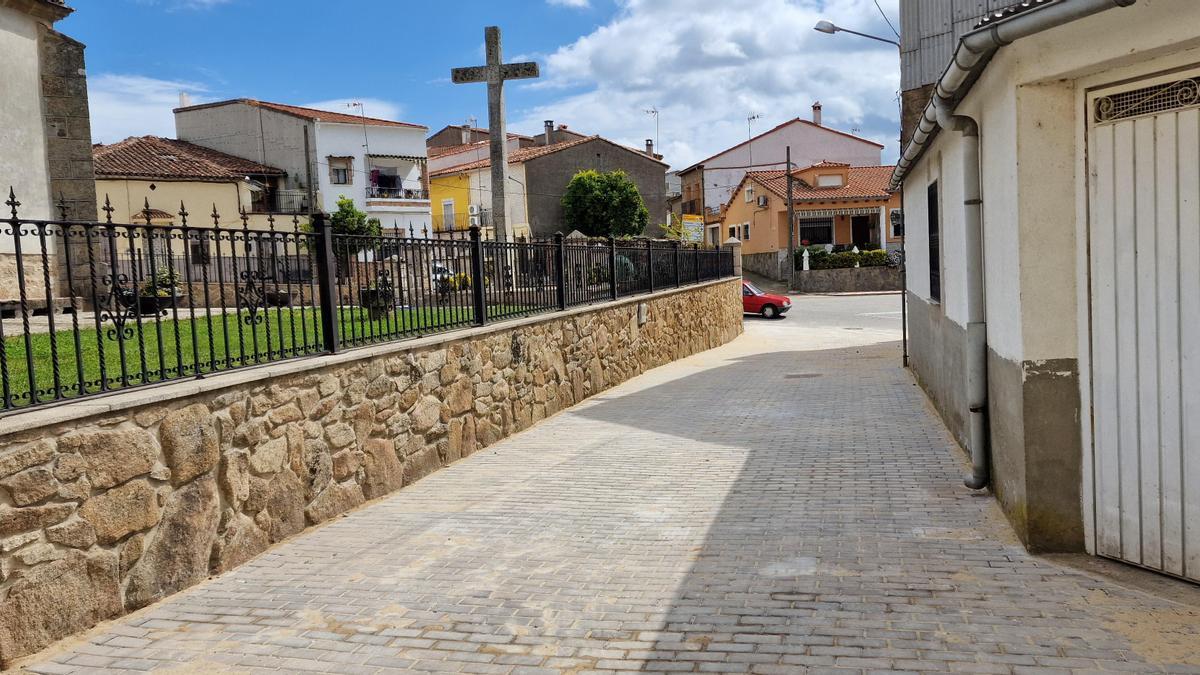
[0,278,737,440]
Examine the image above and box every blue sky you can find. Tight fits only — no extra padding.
[66,0,901,168]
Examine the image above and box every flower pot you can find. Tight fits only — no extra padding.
[359,288,394,320]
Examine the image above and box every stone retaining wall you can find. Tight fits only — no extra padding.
[741,250,790,283]
[0,278,742,665]
[792,266,902,293]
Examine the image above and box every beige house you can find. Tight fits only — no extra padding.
[93,136,294,231]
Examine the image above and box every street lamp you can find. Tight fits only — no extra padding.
[814,17,907,366]
[813,20,900,48]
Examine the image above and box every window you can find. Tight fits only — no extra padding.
[742,223,750,240]
[797,218,833,245]
[816,174,844,187]
[729,226,737,239]
[189,240,211,265]
[329,157,352,185]
[744,185,754,202]
[927,182,941,302]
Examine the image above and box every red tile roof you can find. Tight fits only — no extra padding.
[746,165,895,203]
[94,136,286,181]
[430,136,667,177]
[174,99,427,130]
[427,136,528,158]
[430,137,595,176]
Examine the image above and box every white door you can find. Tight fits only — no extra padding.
[1087,70,1200,582]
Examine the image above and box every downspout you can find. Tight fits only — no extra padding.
[889,0,1139,491]
[934,100,989,490]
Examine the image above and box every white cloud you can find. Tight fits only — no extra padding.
[548,0,590,7]
[513,0,901,169]
[300,98,407,124]
[88,74,209,144]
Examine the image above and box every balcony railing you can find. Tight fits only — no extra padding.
[367,186,429,200]
[250,189,310,214]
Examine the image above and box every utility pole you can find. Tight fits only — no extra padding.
[786,146,795,271]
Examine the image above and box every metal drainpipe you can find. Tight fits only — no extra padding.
[934,100,989,490]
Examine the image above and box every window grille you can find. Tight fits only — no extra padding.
[1094,77,1200,124]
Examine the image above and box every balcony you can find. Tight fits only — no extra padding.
[250,188,310,214]
[367,186,429,200]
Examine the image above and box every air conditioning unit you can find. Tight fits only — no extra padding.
[756,195,769,208]
[468,204,480,216]
[469,216,480,227]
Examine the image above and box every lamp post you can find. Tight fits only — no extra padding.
[813,20,900,48]
[814,18,907,366]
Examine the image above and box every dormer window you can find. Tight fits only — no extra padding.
[745,185,754,202]
[816,174,844,187]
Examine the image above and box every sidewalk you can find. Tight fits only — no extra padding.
[20,296,1200,674]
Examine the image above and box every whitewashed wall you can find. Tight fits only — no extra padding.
[701,122,883,214]
[0,6,51,237]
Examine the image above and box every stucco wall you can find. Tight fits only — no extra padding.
[900,0,1200,554]
[700,122,883,215]
[0,278,742,665]
[0,6,52,228]
[523,140,667,238]
[175,104,312,193]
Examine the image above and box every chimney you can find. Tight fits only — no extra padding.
[645,139,654,156]
[812,101,823,126]
[544,120,554,145]
[461,125,471,144]
[179,91,192,108]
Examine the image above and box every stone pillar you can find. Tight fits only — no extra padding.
[724,237,742,277]
[39,26,100,307]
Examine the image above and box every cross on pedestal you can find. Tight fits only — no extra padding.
[451,26,539,242]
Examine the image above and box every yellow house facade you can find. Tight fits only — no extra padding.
[93,136,298,233]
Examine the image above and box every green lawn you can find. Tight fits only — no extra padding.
[1,303,513,409]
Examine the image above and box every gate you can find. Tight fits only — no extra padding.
[1087,68,1200,582]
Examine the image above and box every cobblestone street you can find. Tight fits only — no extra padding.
[21,295,1200,674]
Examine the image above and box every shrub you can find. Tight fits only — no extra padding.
[859,249,889,267]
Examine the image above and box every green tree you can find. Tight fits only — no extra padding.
[329,195,381,239]
[561,170,649,238]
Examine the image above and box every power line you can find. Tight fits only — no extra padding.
[875,0,901,39]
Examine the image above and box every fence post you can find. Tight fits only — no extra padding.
[693,243,700,282]
[646,238,655,293]
[607,235,618,301]
[673,240,681,288]
[554,232,567,310]
[312,212,340,354]
[469,225,487,325]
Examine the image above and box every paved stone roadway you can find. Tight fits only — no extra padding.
[22,296,1200,674]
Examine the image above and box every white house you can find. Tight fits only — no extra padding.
[174,99,432,235]
[678,104,884,239]
[895,0,1200,582]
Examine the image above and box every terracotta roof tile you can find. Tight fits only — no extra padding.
[174,99,426,130]
[747,165,895,203]
[430,137,596,176]
[94,136,286,181]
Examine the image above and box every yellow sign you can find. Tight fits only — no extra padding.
[681,215,704,242]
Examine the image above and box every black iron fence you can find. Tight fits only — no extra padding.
[0,190,735,413]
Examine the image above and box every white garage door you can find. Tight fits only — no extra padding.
[1087,70,1200,582]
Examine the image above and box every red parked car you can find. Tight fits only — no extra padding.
[742,280,791,319]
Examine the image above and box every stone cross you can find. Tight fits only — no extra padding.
[451,26,539,242]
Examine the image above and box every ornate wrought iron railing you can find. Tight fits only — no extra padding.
[0,188,735,413]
